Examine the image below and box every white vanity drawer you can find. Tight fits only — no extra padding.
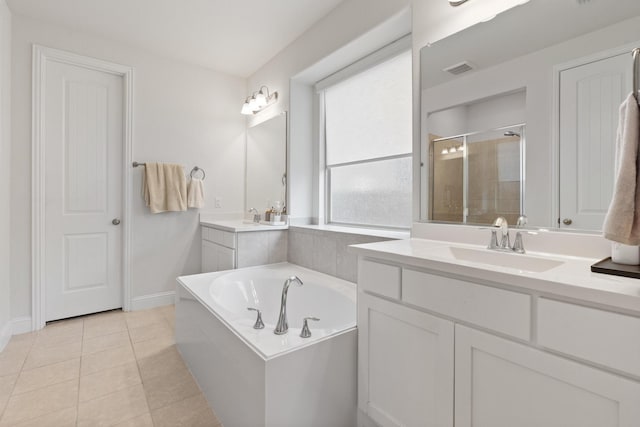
[402,269,531,340]
[358,260,401,300]
[537,298,640,377]
[205,228,236,249]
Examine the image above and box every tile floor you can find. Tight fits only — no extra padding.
[0,305,222,426]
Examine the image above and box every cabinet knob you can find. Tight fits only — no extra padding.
[112,218,121,225]
[562,218,572,225]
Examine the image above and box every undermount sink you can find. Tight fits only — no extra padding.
[446,246,564,273]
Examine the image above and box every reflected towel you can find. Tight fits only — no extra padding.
[603,92,640,244]
[143,162,187,214]
[187,178,205,209]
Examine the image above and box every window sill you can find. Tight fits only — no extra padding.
[289,224,410,240]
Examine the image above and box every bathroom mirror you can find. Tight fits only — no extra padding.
[246,112,287,213]
[420,0,640,231]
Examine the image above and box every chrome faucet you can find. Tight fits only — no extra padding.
[487,215,528,253]
[274,276,303,335]
[488,217,510,250]
[248,208,261,223]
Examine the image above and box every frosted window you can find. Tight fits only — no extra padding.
[329,157,412,228]
[325,51,412,166]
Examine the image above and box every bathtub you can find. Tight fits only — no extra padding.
[175,263,357,427]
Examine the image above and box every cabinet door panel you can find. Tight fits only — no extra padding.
[358,292,454,427]
[455,325,640,427]
[202,240,217,273]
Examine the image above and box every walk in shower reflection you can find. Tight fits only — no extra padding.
[430,125,525,225]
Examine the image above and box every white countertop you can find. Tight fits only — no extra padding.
[350,238,640,314]
[200,219,289,232]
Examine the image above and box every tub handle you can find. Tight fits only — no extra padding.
[300,317,320,338]
[247,308,265,329]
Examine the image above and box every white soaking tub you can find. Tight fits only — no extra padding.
[175,262,357,427]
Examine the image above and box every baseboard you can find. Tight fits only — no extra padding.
[130,291,176,311]
[0,321,11,352]
[11,316,33,335]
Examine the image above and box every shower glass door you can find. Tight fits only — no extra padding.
[430,125,525,226]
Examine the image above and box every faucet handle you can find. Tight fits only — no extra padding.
[247,307,265,329]
[512,232,526,254]
[487,229,500,249]
[515,215,528,228]
[300,317,320,338]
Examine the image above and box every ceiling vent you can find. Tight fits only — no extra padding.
[443,61,475,75]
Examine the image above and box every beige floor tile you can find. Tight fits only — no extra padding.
[136,345,185,381]
[129,320,173,343]
[151,393,220,427]
[0,379,78,426]
[125,310,167,330]
[0,374,17,417]
[112,412,154,427]
[13,358,80,395]
[2,333,36,356]
[22,340,82,371]
[39,318,84,339]
[143,363,200,410]
[77,384,149,427]
[83,317,128,340]
[9,407,77,427]
[83,309,125,323]
[81,343,135,376]
[0,351,26,377]
[31,332,82,351]
[132,334,175,360]
[79,361,141,402]
[82,330,131,356]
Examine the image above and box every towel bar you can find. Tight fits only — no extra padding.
[132,161,146,167]
[633,48,639,105]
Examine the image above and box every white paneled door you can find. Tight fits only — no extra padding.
[559,51,631,231]
[43,59,124,321]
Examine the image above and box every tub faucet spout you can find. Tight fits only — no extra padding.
[274,276,303,335]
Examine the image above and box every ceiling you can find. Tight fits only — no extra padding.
[6,0,346,77]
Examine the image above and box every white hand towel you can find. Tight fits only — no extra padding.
[187,178,205,209]
[603,92,640,244]
[143,162,187,214]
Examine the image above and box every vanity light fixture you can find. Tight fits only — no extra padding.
[241,86,278,115]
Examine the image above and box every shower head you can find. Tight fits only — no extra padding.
[504,131,521,137]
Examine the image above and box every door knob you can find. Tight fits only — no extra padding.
[112,218,121,225]
[562,218,572,225]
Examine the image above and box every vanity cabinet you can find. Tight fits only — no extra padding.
[201,226,236,272]
[357,257,640,427]
[358,292,453,427]
[455,325,640,427]
[201,224,287,273]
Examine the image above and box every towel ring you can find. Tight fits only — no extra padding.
[190,166,206,180]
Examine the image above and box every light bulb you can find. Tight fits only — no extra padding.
[241,101,253,115]
[441,148,448,155]
[457,145,464,152]
[254,91,267,108]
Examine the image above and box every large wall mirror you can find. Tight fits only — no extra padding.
[420,0,640,232]
[246,112,287,213]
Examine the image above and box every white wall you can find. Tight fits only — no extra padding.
[10,16,247,319]
[0,0,11,348]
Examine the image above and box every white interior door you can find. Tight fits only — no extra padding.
[43,59,124,321]
[559,52,632,230]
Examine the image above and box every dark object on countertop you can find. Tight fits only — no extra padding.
[591,257,640,279]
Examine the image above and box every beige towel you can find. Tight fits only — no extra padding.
[143,162,187,214]
[187,178,205,209]
[603,92,640,244]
